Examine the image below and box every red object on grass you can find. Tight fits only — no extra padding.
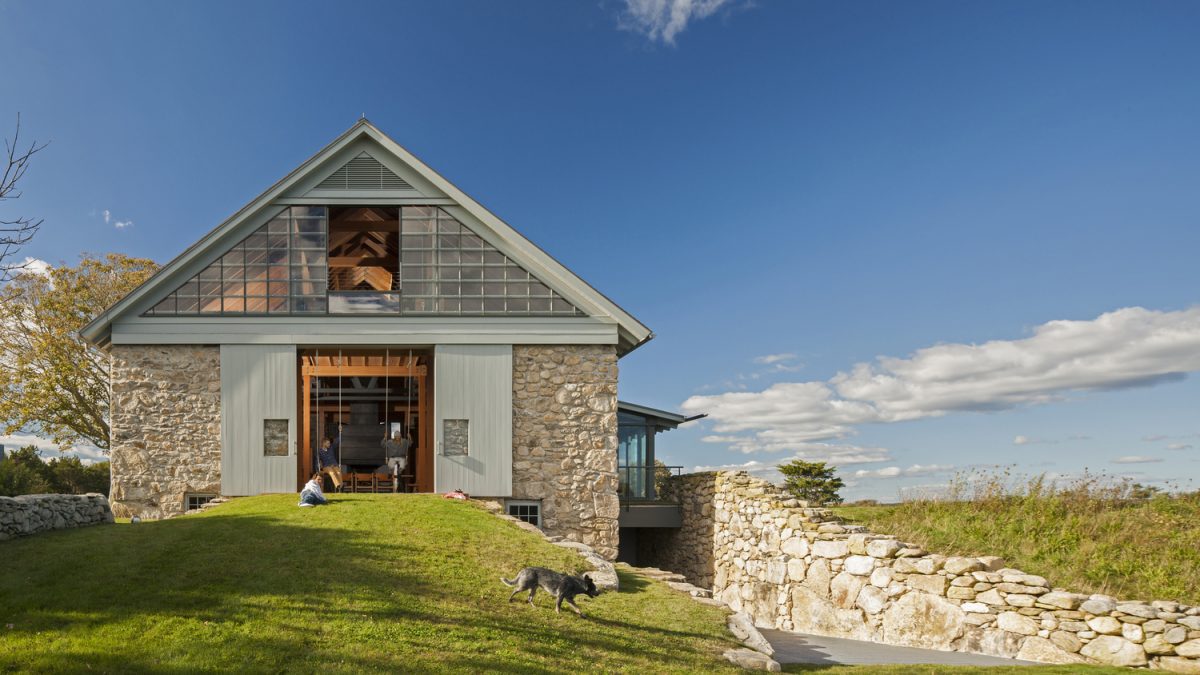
[443,489,469,500]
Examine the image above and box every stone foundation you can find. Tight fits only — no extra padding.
[640,471,1200,671]
[110,345,221,519]
[0,493,114,540]
[511,344,619,560]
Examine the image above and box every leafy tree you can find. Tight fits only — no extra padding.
[0,253,158,450]
[0,444,110,496]
[778,459,845,506]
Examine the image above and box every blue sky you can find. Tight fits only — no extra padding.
[3,0,1199,500]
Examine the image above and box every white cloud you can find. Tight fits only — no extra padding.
[1013,435,1059,446]
[684,306,1200,461]
[852,464,955,479]
[618,0,740,45]
[1167,443,1193,451]
[18,257,50,277]
[755,353,797,365]
[1111,455,1164,464]
[101,208,132,230]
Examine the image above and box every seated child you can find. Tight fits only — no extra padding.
[298,472,327,507]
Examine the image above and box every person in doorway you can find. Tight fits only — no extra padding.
[298,472,327,507]
[318,424,343,490]
[381,428,411,480]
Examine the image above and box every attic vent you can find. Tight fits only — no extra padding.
[316,152,413,190]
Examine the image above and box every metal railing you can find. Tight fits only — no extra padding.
[618,464,683,503]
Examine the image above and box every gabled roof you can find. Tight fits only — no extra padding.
[80,120,653,354]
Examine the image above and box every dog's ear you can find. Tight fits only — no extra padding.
[583,574,591,582]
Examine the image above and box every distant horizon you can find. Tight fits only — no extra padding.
[3,0,1199,500]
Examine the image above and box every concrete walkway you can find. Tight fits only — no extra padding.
[760,629,1037,667]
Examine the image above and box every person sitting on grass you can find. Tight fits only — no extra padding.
[298,473,327,507]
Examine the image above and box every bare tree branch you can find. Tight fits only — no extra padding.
[0,114,49,282]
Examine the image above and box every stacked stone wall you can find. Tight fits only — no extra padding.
[641,471,1200,672]
[110,345,221,519]
[0,494,114,540]
[511,344,619,560]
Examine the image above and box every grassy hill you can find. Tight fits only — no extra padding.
[0,495,741,673]
[834,475,1200,605]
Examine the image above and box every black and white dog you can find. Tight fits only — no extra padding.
[501,567,600,617]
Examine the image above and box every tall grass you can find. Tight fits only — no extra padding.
[834,468,1200,604]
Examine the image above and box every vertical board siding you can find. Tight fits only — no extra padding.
[433,345,513,496]
[220,345,297,495]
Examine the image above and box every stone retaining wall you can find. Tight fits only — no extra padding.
[110,345,222,519]
[0,493,114,541]
[511,345,620,560]
[641,471,1200,672]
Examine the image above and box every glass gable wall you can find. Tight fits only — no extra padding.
[144,205,584,318]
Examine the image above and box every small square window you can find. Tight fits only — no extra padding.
[506,501,541,528]
[443,419,469,456]
[263,419,289,456]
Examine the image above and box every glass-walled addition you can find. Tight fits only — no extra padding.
[618,419,650,500]
[145,205,584,318]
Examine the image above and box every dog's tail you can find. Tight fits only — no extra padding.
[500,576,517,587]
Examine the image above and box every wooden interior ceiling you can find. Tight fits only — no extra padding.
[301,351,425,368]
[328,207,399,292]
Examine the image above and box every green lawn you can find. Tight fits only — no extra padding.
[834,490,1200,604]
[0,495,741,673]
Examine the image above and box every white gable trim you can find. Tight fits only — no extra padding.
[81,120,653,353]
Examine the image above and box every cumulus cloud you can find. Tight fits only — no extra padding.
[18,257,50,277]
[852,464,955,479]
[618,0,741,44]
[684,306,1200,461]
[1111,456,1163,464]
[755,353,797,365]
[114,220,133,230]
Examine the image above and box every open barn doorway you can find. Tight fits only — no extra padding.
[299,349,433,493]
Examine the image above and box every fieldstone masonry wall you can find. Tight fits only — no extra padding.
[0,494,114,541]
[644,471,1200,672]
[511,345,620,560]
[110,345,222,520]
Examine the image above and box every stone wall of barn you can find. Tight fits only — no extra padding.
[109,345,222,519]
[638,471,1200,671]
[511,344,620,560]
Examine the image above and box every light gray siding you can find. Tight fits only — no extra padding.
[110,316,618,347]
[433,344,513,496]
[220,345,297,495]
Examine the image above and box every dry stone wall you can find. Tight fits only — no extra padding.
[511,345,620,560]
[110,345,222,520]
[0,494,114,541]
[647,471,1200,672]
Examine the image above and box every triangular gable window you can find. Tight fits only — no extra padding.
[143,205,583,317]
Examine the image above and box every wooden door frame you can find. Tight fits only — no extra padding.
[297,354,431,492]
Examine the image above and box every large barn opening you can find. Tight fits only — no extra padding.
[299,349,433,493]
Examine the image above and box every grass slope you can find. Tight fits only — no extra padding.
[835,491,1200,605]
[0,495,740,673]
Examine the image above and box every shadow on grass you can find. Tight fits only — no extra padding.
[0,496,739,673]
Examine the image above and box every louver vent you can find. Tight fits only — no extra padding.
[316,152,413,190]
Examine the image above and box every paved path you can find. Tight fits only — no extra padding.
[760,629,1037,667]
